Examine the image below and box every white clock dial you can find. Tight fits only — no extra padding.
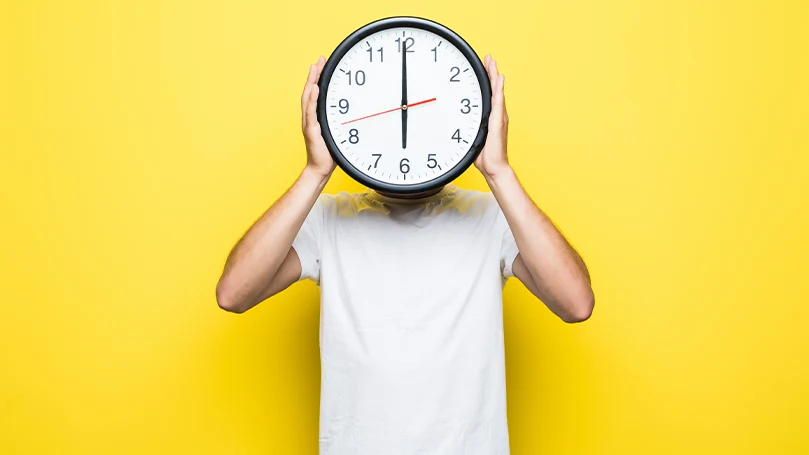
[324,27,483,186]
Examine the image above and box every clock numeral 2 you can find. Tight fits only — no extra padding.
[449,66,461,82]
[347,70,366,85]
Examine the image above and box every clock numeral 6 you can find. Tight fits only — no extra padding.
[349,128,359,144]
[347,70,366,86]
[400,158,410,174]
[427,154,438,169]
[449,66,461,82]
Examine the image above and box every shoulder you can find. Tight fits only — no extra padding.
[444,185,502,218]
[314,190,375,216]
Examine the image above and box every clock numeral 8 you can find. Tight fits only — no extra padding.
[349,129,359,144]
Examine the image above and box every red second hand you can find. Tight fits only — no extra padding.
[341,97,437,125]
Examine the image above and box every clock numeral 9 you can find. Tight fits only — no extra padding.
[460,99,471,114]
[396,37,414,53]
[349,128,359,144]
[427,154,439,169]
[338,99,349,114]
[449,66,461,82]
[347,70,366,86]
[399,158,410,174]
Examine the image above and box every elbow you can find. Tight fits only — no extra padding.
[562,289,595,323]
[216,278,247,314]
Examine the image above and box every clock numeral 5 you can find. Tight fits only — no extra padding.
[427,154,440,170]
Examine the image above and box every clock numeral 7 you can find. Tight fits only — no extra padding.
[372,154,381,168]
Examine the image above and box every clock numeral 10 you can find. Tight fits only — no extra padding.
[346,70,366,86]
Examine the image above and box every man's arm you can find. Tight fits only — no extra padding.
[477,55,595,323]
[216,57,334,314]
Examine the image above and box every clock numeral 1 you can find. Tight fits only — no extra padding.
[399,158,410,174]
[372,154,381,168]
[452,129,462,142]
[431,46,438,62]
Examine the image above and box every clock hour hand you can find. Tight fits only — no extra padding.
[401,37,408,149]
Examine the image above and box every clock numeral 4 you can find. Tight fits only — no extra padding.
[452,129,462,142]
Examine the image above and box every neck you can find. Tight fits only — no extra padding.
[376,186,444,200]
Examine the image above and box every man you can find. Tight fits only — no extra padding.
[216,54,594,454]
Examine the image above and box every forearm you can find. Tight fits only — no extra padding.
[485,166,593,313]
[216,166,330,309]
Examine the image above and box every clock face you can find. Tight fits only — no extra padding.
[318,18,490,193]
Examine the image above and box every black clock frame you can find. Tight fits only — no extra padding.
[317,16,492,195]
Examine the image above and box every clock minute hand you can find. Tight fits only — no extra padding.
[401,39,408,149]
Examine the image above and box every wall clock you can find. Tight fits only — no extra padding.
[317,16,491,194]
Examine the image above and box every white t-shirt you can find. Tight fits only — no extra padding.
[292,183,519,455]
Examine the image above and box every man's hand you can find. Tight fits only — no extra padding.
[475,55,510,179]
[302,56,336,178]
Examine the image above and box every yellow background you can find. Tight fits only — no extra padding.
[2,0,807,453]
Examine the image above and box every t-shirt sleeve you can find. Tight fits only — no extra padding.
[494,199,520,279]
[291,195,329,284]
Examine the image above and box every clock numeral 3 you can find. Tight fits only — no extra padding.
[349,128,359,144]
[399,158,410,174]
[449,66,461,82]
[460,98,471,114]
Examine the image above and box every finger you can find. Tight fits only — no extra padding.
[301,64,316,117]
[314,56,327,84]
[486,57,498,89]
[484,54,490,66]
[305,84,320,132]
[493,74,505,109]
